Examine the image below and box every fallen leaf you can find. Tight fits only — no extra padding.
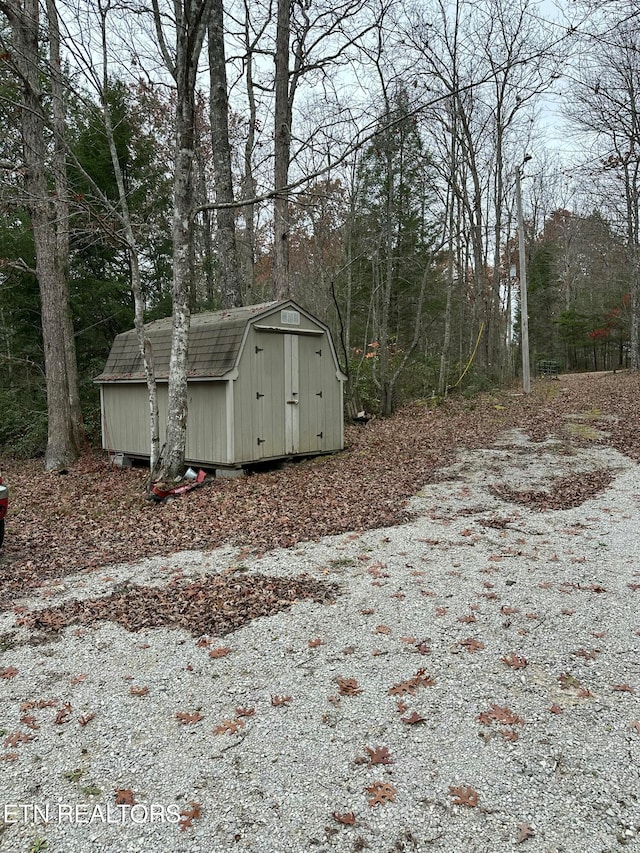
[449,785,479,807]
[336,678,362,696]
[114,789,135,805]
[366,781,396,807]
[271,695,292,706]
[478,704,524,727]
[0,666,18,679]
[179,802,201,831]
[214,718,245,735]
[375,625,392,635]
[208,647,231,659]
[516,822,535,843]
[572,648,600,660]
[501,729,519,741]
[21,699,57,712]
[459,637,485,653]
[129,686,149,697]
[612,683,635,693]
[332,811,356,825]
[235,707,255,718]
[70,674,87,685]
[549,703,563,714]
[557,672,581,689]
[4,731,35,748]
[176,711,204,725]
[401,711,426,725]
[78,713,95,726]
[501,653,527,670]
[54,703,73,725]
[365,746,393,765]
[308,638,324,648]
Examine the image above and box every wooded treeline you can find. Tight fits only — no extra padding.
[0,0,638,474]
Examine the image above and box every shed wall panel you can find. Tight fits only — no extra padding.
[184,383,228,465]
[101,384,168,456]
[297,334,325,453]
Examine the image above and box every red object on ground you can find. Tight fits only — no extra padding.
[149,469,207,501]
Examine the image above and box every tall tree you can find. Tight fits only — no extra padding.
[152,0,215,480]
[96,5,161,475]
[567,3,640,367]
[0,0,80,469]
[208,0,241,307]
[352,85,439,415]
[271,0,375,298]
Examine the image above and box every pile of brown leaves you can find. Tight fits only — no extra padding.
[1,371,639,610]
[489,469,615,511]
[19,572,338,637]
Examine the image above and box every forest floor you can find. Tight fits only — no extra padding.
[1,370,640,611]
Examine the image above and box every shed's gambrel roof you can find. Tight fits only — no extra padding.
[95,301,282,382]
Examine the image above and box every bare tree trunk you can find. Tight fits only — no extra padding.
[439,184,456,396]
[239,0,263,301]
[47,0,84,450]
[164,91,196,479]
[195,146,216,304]
[627,180,640,369]
[152,0,213,480]
[208,0,241,307]
[2,0,78,470]
[99,3,160,475]
[273,0,291,300]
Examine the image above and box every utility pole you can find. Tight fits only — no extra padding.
[515,155,532,394]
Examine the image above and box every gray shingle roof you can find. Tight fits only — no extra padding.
[96,302,281,382]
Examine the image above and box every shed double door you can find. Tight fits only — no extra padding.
[254,332,325,458]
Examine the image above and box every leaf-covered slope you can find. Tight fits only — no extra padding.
[1,371,639,609]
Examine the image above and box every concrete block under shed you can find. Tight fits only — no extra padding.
[215,467,246,479]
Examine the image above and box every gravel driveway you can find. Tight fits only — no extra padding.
[1,427,639,853]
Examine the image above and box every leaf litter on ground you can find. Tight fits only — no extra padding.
[2,372,640,610]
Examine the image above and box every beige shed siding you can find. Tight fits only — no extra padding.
[184,382,228,465]
[101,383,168,457]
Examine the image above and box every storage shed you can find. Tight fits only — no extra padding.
[95,300,347,468]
